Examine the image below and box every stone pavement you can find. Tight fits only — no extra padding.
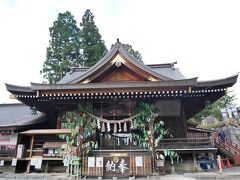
[0,167,240,180]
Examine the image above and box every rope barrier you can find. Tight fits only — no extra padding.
[85,111,140,124]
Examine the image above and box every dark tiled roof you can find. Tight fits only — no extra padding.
[57,42,180,84]
[58,67,89,84]
[6,74,238,93]
[31,78,197,91]
[58,62,185,84]
[5,83,33,93]
[202,115,217,123]
[150,67,185,80]
[196,74,238,87]
[58,69,87,84]
[0,103,47,130]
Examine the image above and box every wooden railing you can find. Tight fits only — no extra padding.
[0,148,16,157]
[212,135,240,155]
[100,137,214,150]
[157,137,214,149]
[187,132,208,138]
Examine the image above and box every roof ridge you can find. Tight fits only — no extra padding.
[147,62,177,68]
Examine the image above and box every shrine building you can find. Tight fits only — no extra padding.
[5,40,238,177]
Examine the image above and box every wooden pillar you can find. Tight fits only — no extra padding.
[192,152,198,171]
[27,135,35,174]
[44,161,49,173]
[56,117,61,129]
[181,104,188,138]
[213,151,218,171]
[29,135,35,158]
[26,161,31,174]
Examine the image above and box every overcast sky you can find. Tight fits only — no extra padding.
[0,0,239,105]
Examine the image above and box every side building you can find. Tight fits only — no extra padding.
[0,103,47,173]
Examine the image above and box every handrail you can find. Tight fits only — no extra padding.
[212,135,240,155]
[225,138,240,149]
[212,132,240,149]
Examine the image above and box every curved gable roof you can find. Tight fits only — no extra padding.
[58,41,176,84]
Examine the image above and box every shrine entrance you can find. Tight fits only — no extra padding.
[80,100,153,178]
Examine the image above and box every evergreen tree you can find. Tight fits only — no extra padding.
[122,43,143,62]
[41,11,81,83]
[79,9,107,67]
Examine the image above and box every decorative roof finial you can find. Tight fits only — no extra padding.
[117,38,120,43]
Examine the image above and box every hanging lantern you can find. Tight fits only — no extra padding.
[114,123,117,133]
[124,122,127,132]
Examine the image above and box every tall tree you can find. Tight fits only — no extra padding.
[41,11,81,83]
[79,9,107,67]
[122,43,143,62]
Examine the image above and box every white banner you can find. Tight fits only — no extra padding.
[96,157,103,167]
[11,158,17,166]
[0,160,4,166]
[227,108,233,119]
[135,156,143,167]
[31,158,37,166]
[220,109,228,120]
[88,157,95,167]
[35,158,42,169]
[231,107,239,120]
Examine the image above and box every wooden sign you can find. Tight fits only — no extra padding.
[104,156,129,177]
[156,160,164,167]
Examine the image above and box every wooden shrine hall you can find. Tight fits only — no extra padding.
[6,40,238,177]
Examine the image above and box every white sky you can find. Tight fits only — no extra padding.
[0,0,239,105]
